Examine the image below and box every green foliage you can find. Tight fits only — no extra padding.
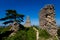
[32,26,51,39]
[1,26,11,34]
[2,27,36,40]
[39,29,51,39]
[0,27,4,33]
[0,10,24,25]
[0,26,55,40]
[26,27,36,40]
[57,28,60,36]
[53,36,58,40]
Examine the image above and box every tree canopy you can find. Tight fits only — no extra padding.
[0,10,24,25]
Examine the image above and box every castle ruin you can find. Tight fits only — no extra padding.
[39,4,57,36]
[24,16,31,27]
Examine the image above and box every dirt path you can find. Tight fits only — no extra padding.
[33,27,39,40]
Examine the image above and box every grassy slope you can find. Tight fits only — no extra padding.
[0,26,58,40]
[0,27,36,40]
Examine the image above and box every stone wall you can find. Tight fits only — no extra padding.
[39,4,57,36]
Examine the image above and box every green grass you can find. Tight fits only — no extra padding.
[2,27,36,40]
[0,26,58,40]
[39,29,51,39]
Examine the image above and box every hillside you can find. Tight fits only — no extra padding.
[0,26,58,40]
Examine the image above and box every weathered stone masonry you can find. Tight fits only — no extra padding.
[24,16,31,27]
[39,4,57,36]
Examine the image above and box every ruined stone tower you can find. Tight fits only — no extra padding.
[39,4,57,36]
[24,16,31,27]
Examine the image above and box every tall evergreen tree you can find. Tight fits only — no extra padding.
[0,10,24,25]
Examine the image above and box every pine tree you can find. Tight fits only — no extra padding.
[0,10,24,25]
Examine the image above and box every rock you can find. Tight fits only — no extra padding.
[9,32,16,37]
[10,21,19,32]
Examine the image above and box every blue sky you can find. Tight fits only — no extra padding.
[0,0,60,26]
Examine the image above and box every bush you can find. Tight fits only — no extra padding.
[2,27,36,40]
[39,29,51,39]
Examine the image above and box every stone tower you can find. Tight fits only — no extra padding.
[39,4,57,36]
[24,16,31,27]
